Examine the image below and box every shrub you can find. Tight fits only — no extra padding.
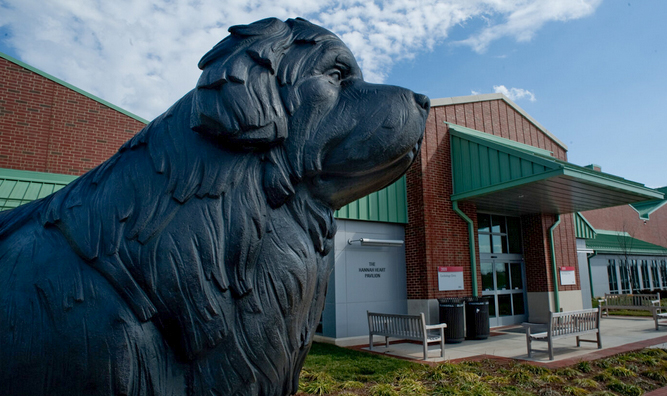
[370,383,398,396]
[607,366,638,378]
[576,361,593,373]
[606,380,643,396]
[397,379,427,396]
[557,367,582,378]
[642,369,667,383]
[563,386,589,396]
[573,378,599,389]
[299,371,338,395]
[508,369,532,383]
[540,374,565,384]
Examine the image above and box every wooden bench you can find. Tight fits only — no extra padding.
[367,311,447,360]
[522,308,602,361]
[599,293,661,317]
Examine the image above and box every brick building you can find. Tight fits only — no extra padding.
[1,52,665,346]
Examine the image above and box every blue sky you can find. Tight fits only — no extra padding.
[0,0,665,188]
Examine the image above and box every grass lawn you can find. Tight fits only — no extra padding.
[297,343,667,396]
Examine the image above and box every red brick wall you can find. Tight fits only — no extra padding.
[0,57,146,175]
[406,98,579,300]
[582,204,667,249]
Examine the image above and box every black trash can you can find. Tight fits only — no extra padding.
[438,298,465,343]
[464,297,490,340]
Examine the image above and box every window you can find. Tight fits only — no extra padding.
[630,260,640,292]
[651,260,660,289]
[661,261,667,289]
[477,214,522,254]
[641,260,651,290]
[607,260,619,294]
[619,260,631,293]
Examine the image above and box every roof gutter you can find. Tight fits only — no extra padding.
[587,251,598,300]
[453,201,478,297]
[549,215,562,312]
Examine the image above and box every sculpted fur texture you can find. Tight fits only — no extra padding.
[0,18,428,396]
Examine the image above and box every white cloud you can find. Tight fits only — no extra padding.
[493,85,536,102]
[0,0,599,120]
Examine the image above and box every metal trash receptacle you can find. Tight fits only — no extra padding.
[438,298,465,343]
[464,297,490,340]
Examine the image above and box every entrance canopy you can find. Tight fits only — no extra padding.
[449,123,664,216]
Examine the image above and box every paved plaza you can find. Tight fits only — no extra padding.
[361,315,667,367]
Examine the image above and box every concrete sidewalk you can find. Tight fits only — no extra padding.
[360,316,667,367]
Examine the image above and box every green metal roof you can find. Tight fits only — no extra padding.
[449,123,664,216]
[335,176,408,223]
[585,230,667,256]
[0,167,408,223]
[0,51,149,124]
[630,186,667,220]
[0,168,77,211]
[574,212,597,239]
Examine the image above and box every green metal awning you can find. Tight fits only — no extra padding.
[574,212,597,239]
[630,186,667,220]
[449,123,664,216]
[585,230,667,256]
[0,168,77,211]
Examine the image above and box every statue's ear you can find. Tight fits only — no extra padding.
[190,18,293,149]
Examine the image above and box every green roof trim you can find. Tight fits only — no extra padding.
[0,51,149,125]
[630,186,667,220]
[585,230,667,256]
[445,122,553,157]
[334,176,408,224]
[0,168,77,211]
[448,122,664,215]
[574,212,597,239]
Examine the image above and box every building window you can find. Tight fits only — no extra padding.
[619,260,631,293]
[630,260,640,292]
[607,259,619,294]
[477,214,522,254]
[651,261,661,289]
[661,261,667,289]
[641,260,651,290]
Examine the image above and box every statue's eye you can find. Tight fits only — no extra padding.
[326,68,343,83]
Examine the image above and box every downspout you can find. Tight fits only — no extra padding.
[587,251,598,300]
[453,201,478,297]
[549,215,562,312]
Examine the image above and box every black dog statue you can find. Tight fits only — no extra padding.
[0,17,428,395]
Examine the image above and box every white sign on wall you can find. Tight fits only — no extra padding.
[438,266,465,291]
[560,266,576,286]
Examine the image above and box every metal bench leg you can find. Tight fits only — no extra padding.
[423,339,428,360]
[440,329,445,358]
[597,332,602,349]
[576,335,580,347]
[385,336,389,348]
[548,338,554,361]
[525,329,532,358]
[369,334,373,351]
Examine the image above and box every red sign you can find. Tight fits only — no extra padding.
[438,266,464,272]
[560,266,575,271]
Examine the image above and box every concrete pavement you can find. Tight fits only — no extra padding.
[360,315,667,367]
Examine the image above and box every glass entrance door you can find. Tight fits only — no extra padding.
[477,213,526,327]
[481,257,527,327]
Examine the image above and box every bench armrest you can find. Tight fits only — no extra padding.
[521,322,545,328]
[651,299,661,306]
[425,323,447,330]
